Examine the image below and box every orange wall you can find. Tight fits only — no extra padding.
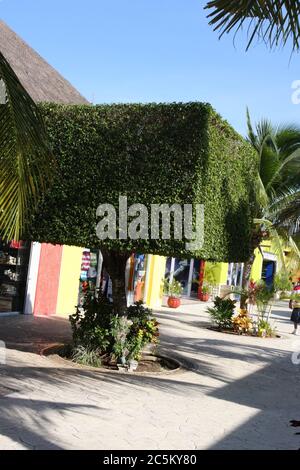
[33,244,63,316]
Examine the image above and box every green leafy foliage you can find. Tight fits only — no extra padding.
[126,301,159,360]
[256,318,277,338]
[29,102,257,262]
[205,1,300,52]
[163,279,183,298]
[290,292,300,302]
[69,292,113,352]
[110,315,131,362]
[0,52,53,241]
[69,297,159,365]
[208,296,236,329]
[274,272,293,293]
[253,281,274,316]
[71,345,103,368]
[201,282,211,295]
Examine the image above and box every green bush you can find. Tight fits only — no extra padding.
[69,297,159,364]
[71,345,103,367]
[208,296,236,329]
[274,272,292,293]
[69,292,113,353]
[126,301,159,360]
[254,282,274,317]
[256,318,277,338]
[29,102,257,262]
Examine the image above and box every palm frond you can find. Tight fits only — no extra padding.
[0,52,53,241]
[205,1,300,52]
[266,147,300,193]
[254,217,288,272]
[275,124,300,155]
[274,191,300,234]
[286,236,300,273]
[246,108,258,151]
[254,173,269,209]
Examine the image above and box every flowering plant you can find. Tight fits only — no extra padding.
[232,309,253,334]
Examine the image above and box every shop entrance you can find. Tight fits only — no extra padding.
[0,240,30,313]
[165,258,201,298]
[262,260,276,288]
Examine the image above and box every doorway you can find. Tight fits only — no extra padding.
[165,257,200,298]
[262,260,276,288]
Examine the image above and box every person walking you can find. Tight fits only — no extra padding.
[290,280,300,335]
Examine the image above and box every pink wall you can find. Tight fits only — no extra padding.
[33,244,63,316]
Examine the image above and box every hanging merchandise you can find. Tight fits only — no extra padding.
[133,254,146,302]
[10,240,22,249]
[81,250,91,271]
[80,270,88,282]
[90,252,98,267]
[78,249,99,307]
[0,239,30,313]
[88,266,97,279]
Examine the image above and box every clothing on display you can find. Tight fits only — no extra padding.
[0,240,30,313]
[78,249,100,306]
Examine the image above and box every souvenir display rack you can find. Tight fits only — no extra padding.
[78,248,99,306]
[0,240,30,313]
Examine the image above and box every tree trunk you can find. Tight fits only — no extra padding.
[101,249,131,316]
[240,256,255,309]
[240,230,262,309]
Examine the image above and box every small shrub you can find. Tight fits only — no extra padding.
[290,292,300,302]
[233,309,253,334]
[274,273,292,293]
[126,301,159,360]
[110,316,132,363]
[69,292,113,353]
[71,345,103,367]
[256,318,277,338]
[208,296,236,329]
[163,279,183,298]
[280,291,290,300]
[201,282,211,295]
[69,297,159,365]
[254,282,274,317]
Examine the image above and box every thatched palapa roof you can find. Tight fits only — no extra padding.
[0,20,89,104]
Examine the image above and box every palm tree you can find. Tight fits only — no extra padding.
[240,110,300,306]
[205,1,300,51]
[0,52,52,241]
[275,190,300,235]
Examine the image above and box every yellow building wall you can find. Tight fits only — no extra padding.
[146,255,167,308]
[205,262,228,285]
[250,248,263,282]
[56,246,82,316]
[250,241,273,282]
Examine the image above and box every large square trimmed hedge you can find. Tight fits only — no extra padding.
[29,102,257,261]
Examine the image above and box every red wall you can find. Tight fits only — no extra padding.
[34,244,63,316]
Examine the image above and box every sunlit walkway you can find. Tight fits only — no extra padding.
[0,301,299,450]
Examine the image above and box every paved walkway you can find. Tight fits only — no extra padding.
[0,301,300,450]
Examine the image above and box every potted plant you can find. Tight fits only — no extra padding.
[199,283,211,302]
[163,279,183,308]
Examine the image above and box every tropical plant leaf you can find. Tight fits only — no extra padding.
[254,217,288,272]
[247,109,300,281]
[205,1,300,52]
[274,190,300,235]
[0,51,53,241]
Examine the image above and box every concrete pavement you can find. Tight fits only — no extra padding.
[0,300,299,449]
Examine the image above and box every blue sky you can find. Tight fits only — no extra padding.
[1,0,300,135]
